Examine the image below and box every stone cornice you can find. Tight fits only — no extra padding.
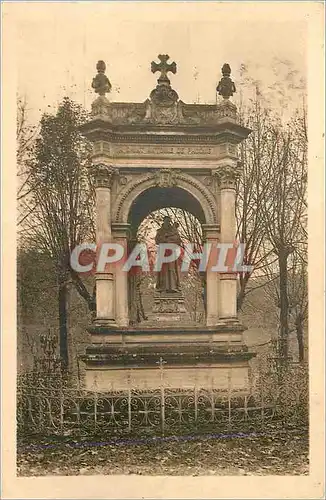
[80,119,251,145]
[82,334,256,366]
[82,351,256,367]
[86,324,247,335]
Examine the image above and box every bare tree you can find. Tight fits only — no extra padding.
[16,96,39,226]
[235,61,306,315]
[288,247,308,362]
[260,108,307,361]
[236,89,277,310]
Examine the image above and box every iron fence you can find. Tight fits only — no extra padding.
[17,363,308,437]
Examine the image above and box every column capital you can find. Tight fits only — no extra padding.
[90,163,116,188]
[111,222,131,239]
[202,223,220,241]
[212,163,240,190]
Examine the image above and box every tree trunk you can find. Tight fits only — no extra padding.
[70,270,96,313]
[58,272,68,372]
[278,251,289,362]
[295,314,305,363]
[237,273,250,311]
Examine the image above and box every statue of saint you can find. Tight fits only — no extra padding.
[155,217,182,293]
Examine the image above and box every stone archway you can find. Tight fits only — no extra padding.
[128,186,206,230]
[81,56,255,393]
[113,169,217,227]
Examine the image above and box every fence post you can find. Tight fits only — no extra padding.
[228,368,232,430]
[194,385,198,425]
[128,386,132,433]
[60,390,64,434]
[94,392,97,434]
[261,385,265,426]
[39,396,43,430]
[210,390,215,423]
[244,395,248,423]
[159,357,165,436]
[76,395,81,430]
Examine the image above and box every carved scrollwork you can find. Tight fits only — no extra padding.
[111,103,147,124]
[118,175,129,186]
[203,175,214,187]
[90,163,116,189]
[152,297,187,314]
[150,85,179,107]
[153,168,180,188]
[144,100,184,125]
[213,165,240,190]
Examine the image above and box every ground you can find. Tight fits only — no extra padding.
[17,427,308,476]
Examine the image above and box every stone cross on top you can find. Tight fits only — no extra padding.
[151,54,177,86]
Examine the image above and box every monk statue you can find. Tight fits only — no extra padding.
[155,217,182,293]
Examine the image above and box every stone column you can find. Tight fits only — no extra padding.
[214,164,239,320]
[202,224,220,326]
[91,163,116,325]
[112,223,131,327]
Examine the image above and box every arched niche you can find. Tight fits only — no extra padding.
[128,186,206,232]
[113,171,217,231]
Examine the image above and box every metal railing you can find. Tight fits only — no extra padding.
[17,362,308,437]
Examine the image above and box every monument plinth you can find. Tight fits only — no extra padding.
[151,291,189,324]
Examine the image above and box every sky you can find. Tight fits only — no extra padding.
[8,2,310,123]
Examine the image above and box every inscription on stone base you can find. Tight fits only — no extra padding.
[93,141,239,161]
[113,144,216,157]
[148,293,193,326]
[152,294,187,314]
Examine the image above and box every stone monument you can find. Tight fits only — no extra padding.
[80,56,255,392]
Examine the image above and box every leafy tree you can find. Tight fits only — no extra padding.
[22,97,95,370]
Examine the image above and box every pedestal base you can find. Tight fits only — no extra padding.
[150,292,192,325]
[82,323,256,393]
[84,362,252,392]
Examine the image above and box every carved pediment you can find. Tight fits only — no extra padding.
[91,99,237,126]
[91,99,147,123]
[181,100,237,124]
